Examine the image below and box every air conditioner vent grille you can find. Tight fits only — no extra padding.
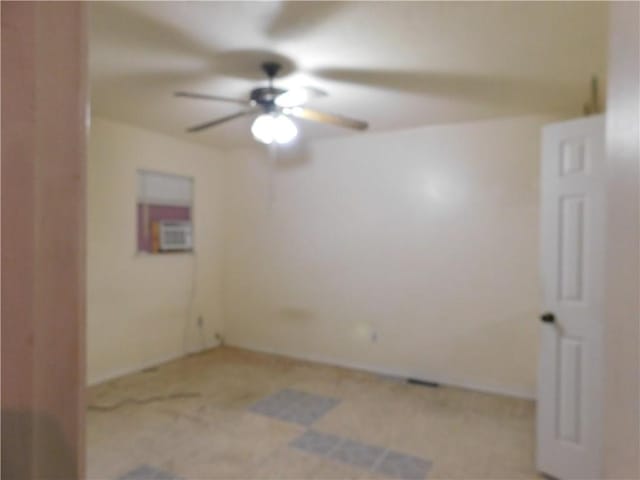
[159,221,193,251]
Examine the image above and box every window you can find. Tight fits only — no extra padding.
[137,170,193,253]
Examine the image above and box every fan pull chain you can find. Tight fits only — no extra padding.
[267,143,278,207]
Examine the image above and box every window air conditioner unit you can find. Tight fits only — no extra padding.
[159,221,193,251]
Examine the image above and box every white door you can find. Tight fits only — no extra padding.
[537,115,605,479]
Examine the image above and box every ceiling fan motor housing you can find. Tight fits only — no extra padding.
[250,62,286,111]
[250,87,286,111]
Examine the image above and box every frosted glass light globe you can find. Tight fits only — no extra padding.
[272,114,297,144]
[251,114,275,144]
[251,113,298,145]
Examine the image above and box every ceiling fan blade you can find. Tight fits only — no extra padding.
[313,68,574,109]
[287,107,368,131]
[186,110,256,133]
[265,2,345,39]
[304,86,329,98]
[175,91,249,106]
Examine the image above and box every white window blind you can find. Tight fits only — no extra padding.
[137,170,193,206]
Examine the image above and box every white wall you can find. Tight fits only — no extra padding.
[603,2,640,477]
[87,117,226,384]
[223,114,560,398]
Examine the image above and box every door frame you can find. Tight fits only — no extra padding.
[1,2,88,478]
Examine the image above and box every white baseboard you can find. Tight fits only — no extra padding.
[226,340,536,400]
[87,341,221,387]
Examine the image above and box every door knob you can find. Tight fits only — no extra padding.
[540,312,556,323]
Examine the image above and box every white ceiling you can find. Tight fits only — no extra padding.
[90,1,608,149]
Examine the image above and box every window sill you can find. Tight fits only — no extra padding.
[134,250,195,258]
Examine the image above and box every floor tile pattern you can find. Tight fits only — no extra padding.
[375,451,433,480]
[329,438,387,469]
[248,388,340,426]
[87,346,543,479]
[118,464,180,480]
[289,429,432,479]
[290,429,342,456]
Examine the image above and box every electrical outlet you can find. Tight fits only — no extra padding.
[371,331,378,343]
[197,316,204,327]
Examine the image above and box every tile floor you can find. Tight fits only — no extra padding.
[87,347,543,479]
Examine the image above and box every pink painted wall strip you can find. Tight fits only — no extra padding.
[1,2,88,478]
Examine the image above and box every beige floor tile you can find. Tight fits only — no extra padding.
[248,447,324,479]
[310,458,383,480]
[87,346,538,480]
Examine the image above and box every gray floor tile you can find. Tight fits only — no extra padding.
[248,395,287,417]
[278,389,312,405]
[275,405,319,426]
[375,451,432,480]
[307,397,341,414]
[118,464,180,480]
[290,429,343,456]
[329,439,386,469]
[248,388,340,426]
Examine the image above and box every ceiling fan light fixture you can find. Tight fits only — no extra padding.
[251,113,298,145]
[274,88,309,108]
[251,114,275,144]
[273,114,298,144]
[178,62,367,137]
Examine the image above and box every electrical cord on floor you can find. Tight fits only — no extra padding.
[88,392,202,412]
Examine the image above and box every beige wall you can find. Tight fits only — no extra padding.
[89,114,566,399]
[223,115,560,398]
[603,2,640,478]
[87,117,225,384]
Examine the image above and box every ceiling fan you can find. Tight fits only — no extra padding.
[175,62,369,144]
